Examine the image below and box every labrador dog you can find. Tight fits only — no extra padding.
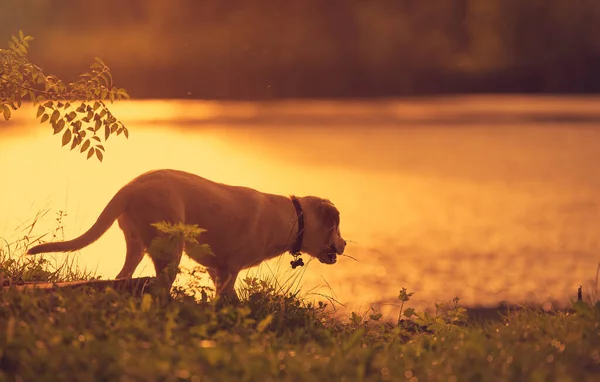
[27,169,346,301]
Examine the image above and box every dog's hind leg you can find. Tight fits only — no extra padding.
[115,217,145,279]
[150,236,184,293]
[208,267,240,304]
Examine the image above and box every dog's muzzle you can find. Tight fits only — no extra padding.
[319,244,340,264]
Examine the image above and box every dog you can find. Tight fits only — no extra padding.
[27,169,346,301]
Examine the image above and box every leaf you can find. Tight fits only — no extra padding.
[118,88,130,99]
[105,125,110,140]
[52,119,66,135]
[87,147,94,159]
[70,137,78,151]
[36,105,44,118]
[99,73,110,87]
[95,119,102,131]
[141,294,153,312]
[403,308,416,318]
[96,145,105,152]
[91,136,101,142]
[95,148,103,162]
[256,314,273,333]
[398,288,414,302]
[61,129,72,147]
[57,119,66,134]
[2,105,11,120]
[66,111,77,122]
[80,140,91,153]
[123,127,129,139]
[50,109,60,123]
[40,113,49,123]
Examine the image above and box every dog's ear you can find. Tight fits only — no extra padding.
[316,199,340,227]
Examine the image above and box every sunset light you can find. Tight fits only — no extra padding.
[1,1,599,380]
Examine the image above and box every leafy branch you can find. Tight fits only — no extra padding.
[0,30,130,162]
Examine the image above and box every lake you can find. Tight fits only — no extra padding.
[1,95,600,315]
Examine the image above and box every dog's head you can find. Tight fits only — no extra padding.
[299,196,346,264]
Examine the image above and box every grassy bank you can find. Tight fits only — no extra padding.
[1,219,599,381]
[1,274,599,381]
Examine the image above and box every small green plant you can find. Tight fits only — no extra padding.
[1,30,129,161]
[144,221,214,301]
[149,221,214,261]
[147,221,213,280]
[393,287,468,335]
[397,286,415,324]
[171,265,215,303]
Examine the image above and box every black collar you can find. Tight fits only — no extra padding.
[290,196,304,254]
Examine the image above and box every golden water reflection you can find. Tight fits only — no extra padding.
[1,98,600,315]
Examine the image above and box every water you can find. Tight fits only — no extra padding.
[1,96,599,315]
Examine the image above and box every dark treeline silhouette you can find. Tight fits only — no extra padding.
[2,0,599,99]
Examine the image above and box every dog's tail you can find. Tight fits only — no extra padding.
[27,190,128,255]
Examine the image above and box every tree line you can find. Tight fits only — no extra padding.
[2,0,599,99]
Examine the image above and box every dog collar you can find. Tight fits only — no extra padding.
[290,196,304,254]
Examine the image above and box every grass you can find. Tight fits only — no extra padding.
[1,214,599,381]
[0,209,96,286]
